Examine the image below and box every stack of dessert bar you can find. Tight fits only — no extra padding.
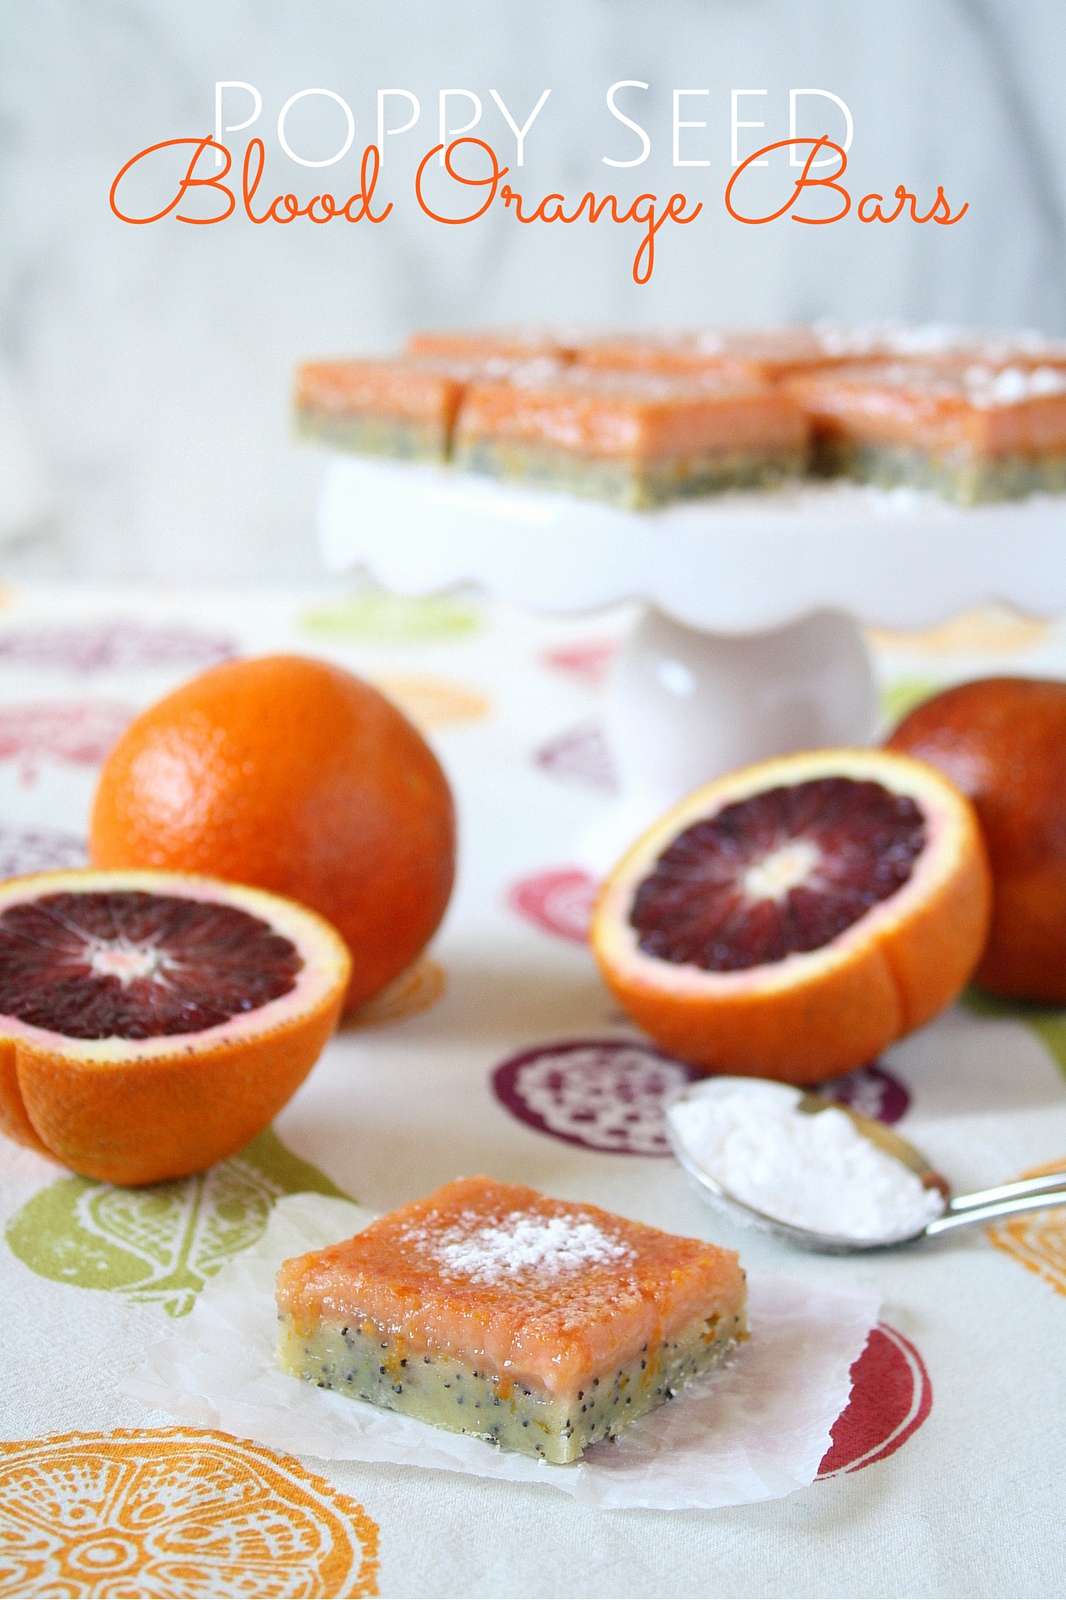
[295,324,1066,507]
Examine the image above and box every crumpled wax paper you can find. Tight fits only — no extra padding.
[121,1193,880,1511]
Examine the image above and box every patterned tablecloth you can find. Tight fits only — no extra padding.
[0,581,1064,1598]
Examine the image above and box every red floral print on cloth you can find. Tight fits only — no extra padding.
[533,721,620,793]
[0,702,134,784]
[0,620,236,674]
[507,867,599,944]
[812,1061,911,1125]
[538,638,618,688]
[493,1038,701,1156]
[493,1036,911,1158]
[0,825,87,877]
[818,1323,933,1477]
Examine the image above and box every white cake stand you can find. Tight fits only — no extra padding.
[318,456,1066,860]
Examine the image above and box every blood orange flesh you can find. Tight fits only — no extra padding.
[0,891,302,1039]
[630,777,926,972]
[592,750,991,1083]
[0,869,351,1185]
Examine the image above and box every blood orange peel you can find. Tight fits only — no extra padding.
[0,869,351,1186]
[89,655,455,1011]
[886,677,1066,1002]
[591,750,991,1082]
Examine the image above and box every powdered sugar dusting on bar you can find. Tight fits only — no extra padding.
[965,364,1066,407]
[406,1209,635,1283]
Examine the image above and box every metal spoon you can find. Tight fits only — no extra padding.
[665,1079,1066,1254]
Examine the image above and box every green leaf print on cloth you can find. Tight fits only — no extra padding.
[962,989,1066,1079]
[301,591,482,642]
[5,1128,347,1317]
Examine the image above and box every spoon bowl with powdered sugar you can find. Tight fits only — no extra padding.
[665,1078,1066,1253]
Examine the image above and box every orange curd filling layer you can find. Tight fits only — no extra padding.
[294,358,471,430]
[406,328,581,364]
[573,327,846,384]
[787,361,1066,458]
[454,369,808,464]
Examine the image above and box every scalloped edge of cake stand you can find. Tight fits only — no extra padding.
[318,455,1066,634]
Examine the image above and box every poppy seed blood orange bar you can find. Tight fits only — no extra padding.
[293,358,472,461]
[452,368,809,508]
[275,1176,747,1463]
[787,361,1066,503]
[294,354,568,462]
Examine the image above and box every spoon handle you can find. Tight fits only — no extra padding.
[926,1187,1066,1235]
[947,1171,1066,1212]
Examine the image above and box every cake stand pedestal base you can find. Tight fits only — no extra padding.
[580,604,878,870]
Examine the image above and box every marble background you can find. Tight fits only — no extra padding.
[1,0,1064,582]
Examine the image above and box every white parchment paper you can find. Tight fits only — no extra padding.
[121,1193,880,1510]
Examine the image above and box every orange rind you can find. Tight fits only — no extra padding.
[591,749,991,1082]
[0,868,350,1185]
[887,676,1066,1003]
[89,654,456,1010]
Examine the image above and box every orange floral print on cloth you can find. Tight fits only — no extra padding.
[0,1428,379,1599]
[344,954,446,1029]
[867,602,1052,657]
[986,1158,1066,1296]
[370,674,489,731]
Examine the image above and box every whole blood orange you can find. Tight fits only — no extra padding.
[590,750,991,1082]
[0,868,350,1185]
[886,677,1066,1002]
[90,655,455,1009]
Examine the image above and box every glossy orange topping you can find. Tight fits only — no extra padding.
[456,369,807,462]
[574,327,842,384]
[787,361,1066,458]
[407,329,580,363]
[294,358,469,429]
[276,1177,745,1396]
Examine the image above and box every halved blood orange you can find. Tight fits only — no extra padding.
[0,869,351,1185]
[590,750,991,1082]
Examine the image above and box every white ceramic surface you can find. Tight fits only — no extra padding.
[318,453,1062,848]
[318,455,1066,633]
[607,605,878,797]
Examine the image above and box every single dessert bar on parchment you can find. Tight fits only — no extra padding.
[787,360,1066,503]
[452,366,809,508]
[275,1176,747,1463]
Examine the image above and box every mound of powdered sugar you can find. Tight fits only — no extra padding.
[668,1079,943,1242]
[407,1211,635,1283]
